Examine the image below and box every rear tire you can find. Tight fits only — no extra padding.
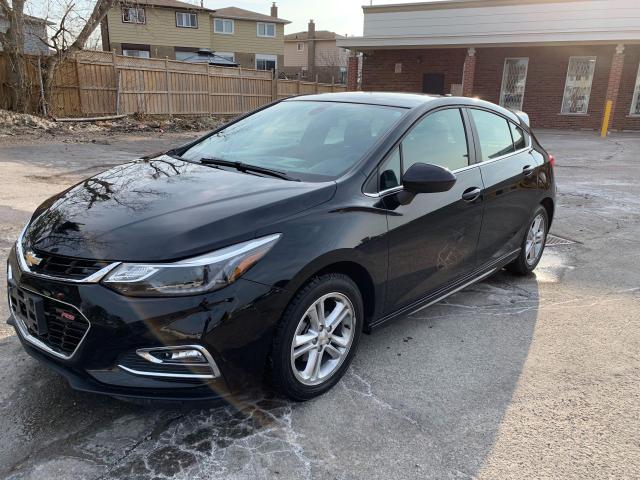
[270,273,363,401]
[506,205,549,275]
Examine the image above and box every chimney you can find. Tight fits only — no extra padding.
[308,19,316,40]
[271,2,278,17]
[307,19,316,78]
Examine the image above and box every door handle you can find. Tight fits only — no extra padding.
[462,187,482,202]
[523,165,536,176]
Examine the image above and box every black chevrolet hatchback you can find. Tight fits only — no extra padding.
[7,92,555,402]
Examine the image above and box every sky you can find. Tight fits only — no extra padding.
[25,0,430,39]
[200,0,425,37]
[200,0,374,36]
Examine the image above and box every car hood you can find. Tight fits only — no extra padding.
[25,156,336,262]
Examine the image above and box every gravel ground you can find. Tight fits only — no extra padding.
[0,128,638,480]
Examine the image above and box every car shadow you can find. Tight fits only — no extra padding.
[0,269,540,479]
[331,268,541,478]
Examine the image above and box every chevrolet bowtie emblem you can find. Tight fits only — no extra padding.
[25,250,43,267]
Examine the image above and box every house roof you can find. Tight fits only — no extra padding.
[120,0,214,12]
[0,13,54,25]
[212,6,290,24]
[285,31,346,41]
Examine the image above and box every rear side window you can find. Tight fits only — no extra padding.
[402,109,469,172]
[470,109,516,161]
[510,122,527,150]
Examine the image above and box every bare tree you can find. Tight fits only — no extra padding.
[41,0,118,108]
[315,50,348,70]
[0,0,117,113]
[0,0,29,111]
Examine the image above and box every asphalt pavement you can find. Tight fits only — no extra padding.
[0,129,638,479]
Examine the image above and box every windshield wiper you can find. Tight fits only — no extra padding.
[199,157,299,181]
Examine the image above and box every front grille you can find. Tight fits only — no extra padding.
[9,287,89,357]
[27,249,111,280]
[119,351,213,377]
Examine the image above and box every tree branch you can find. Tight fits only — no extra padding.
[0,0,10,16]
[66,0,118,55]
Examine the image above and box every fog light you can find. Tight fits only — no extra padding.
[7,264,13,282]
[151,348,207,364]
[137,346,209,365]
[119,345,221,379]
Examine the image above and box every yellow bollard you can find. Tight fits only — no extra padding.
[601,100,613,138]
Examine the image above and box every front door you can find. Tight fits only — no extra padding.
[423,73,445,94]
[381,108,484,313]
[466,108,543,264]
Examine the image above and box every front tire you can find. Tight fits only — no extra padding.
[270,273,363,401]
[507,205,549,275]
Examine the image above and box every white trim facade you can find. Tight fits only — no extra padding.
[338,0,640,50]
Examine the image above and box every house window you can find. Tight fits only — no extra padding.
[214,18,234,34]
[122,49,150,58]
[256,54,277,71]
[561,56,597,115]
[301,66,308,79]
[176,12,197,28]
[630,63,640,116]
[257,22,276,37]
[499,58,529,111]
[122,7,145,24]
[297,42,304,52]
[339,67,347,84]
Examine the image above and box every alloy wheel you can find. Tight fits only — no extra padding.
[525,213,546,266]
[290,292,355,386]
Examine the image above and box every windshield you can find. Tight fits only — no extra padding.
[181,100,406,182]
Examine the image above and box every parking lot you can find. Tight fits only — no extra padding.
[0,129,638,479]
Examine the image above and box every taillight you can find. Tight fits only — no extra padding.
[548,154,556,167]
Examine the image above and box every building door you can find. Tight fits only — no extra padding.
[422,73,445,94]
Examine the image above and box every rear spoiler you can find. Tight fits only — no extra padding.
[512,110,530,127]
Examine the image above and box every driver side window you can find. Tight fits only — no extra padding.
[374,108,469,193]
[379,147,401,192]
[402,109,469,172]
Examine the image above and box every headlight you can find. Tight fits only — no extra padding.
[103,234,281,297]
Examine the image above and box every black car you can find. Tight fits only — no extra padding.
[6,92,555,402]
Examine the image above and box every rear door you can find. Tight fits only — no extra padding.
[378,108,485,313]
[467,108,542,264]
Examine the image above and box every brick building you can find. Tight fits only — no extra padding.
[338,0,640,131]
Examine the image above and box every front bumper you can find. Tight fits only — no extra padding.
[6,247,289,401]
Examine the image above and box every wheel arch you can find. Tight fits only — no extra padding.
[283,252,381,331]
[541,197,555,227]
[314,261,376,327]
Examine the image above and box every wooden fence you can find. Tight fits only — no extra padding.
[0,51,347,118]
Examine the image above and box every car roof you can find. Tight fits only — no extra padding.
[285,91,441,109]
[284,91,523,125]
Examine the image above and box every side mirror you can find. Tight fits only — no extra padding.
[402,163,457,194]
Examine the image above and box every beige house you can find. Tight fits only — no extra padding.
[284,20,348,84]
[101,0,289,70]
